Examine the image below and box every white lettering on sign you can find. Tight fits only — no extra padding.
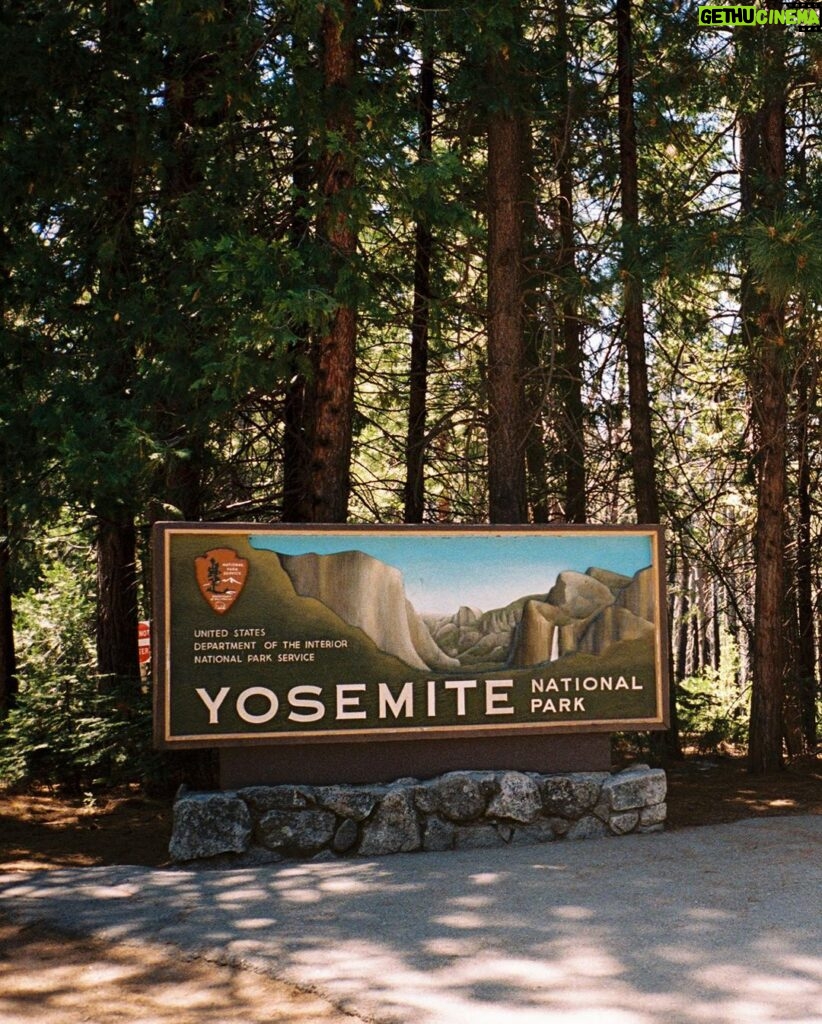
[444,679,477,716]
[195,686,230,724]
[531,676,642,693]
[378,682,414,719]
[287,685,325,723]
[236,686,279,724]
[194,679,524,728]
[485,678,515,715]
[336,683,367,720]
[531,696,586,714]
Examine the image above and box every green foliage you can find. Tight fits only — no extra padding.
[677,669,750,755]
[0,555,158,793]
[745,213,822,304]
[0,668,156,793]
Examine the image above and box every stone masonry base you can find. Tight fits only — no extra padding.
[169,763,667,865]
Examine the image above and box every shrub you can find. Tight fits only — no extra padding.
[677,668,749,753]
[0,556,158,792]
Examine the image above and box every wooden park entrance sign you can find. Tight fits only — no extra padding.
[153,523,669,750]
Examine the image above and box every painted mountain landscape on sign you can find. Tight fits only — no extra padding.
[277,548,655,674]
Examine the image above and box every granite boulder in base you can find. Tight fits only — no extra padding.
[169,790,252,861]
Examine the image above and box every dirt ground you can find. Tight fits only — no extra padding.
[1,754,820,1023]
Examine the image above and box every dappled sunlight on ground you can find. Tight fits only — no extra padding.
[1,759,820,1022]
[0,917,359,1024]
[2,816,821,1023]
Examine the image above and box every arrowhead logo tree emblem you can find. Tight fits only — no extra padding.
[194,548,249,614]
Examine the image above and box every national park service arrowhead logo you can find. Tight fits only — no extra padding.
[194,548,249,614]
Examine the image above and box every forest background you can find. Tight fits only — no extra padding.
[0,0,820,794]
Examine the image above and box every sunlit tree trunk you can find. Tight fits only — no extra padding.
[616,0,677,759]
[555,0,586,523]
[741,9,788,773]
[616,0,659,527]
[404,49,435,524]
[297,0,358,523]
[793,352,818,751]
[282,29,313,523]
[487,2,527,524]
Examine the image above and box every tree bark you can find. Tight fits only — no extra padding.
[0,502,17,716]
[281,148,311,522]
[404,51,435,524]
[94,0,142,688]
[747,323,787,772]
[741,11,788,774]
[0,231,18,716]
[96,513,139,683]
[297,0,358,524]
[522,122,550,525]
[616,0,677,760]
[282,29,313,523]
[554,0,586,524]
[793,353,817,751]
[153,5,232,521]
[487,16,528,525]
[616,0,659,527]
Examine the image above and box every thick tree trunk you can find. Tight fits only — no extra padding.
[741,12,788,774]
[94,0,142,689]
[0,502,17,717]
[154,7,230,522]
[0,236,18,716]
[404,52,435,525]
[747,329,787,771]
[297,0,358,524]
[96,513,139,684]
[487,16,527,525]
[675,554,690,684]
[616,0,677,760]
[616,0,660,528]
[282,30,313,523]
[554,0,585,524]
[282,143,311,522]
[522,124,550,525]
[794,355,818,751]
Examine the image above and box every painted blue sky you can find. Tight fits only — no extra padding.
[250,531,655,616]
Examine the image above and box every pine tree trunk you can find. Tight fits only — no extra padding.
[154,6,233,521]
[282,33,313,523]
[281,162,310,522]
[0,236,17,716]
[521,112,551,524]
[616,0,676,759]
[616,0,659,527]
[297,0,358,524]
[487,14,527,525]
[282,352,308,522]
[96,513,139,684]
[794,358,817,751]
[675,555,690,684]
[404,51,435,525]
[748,330,787,771]
[741,14,789,774]
[0,502,17,717]
[554,0,586,524]
[94,0,142,690]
